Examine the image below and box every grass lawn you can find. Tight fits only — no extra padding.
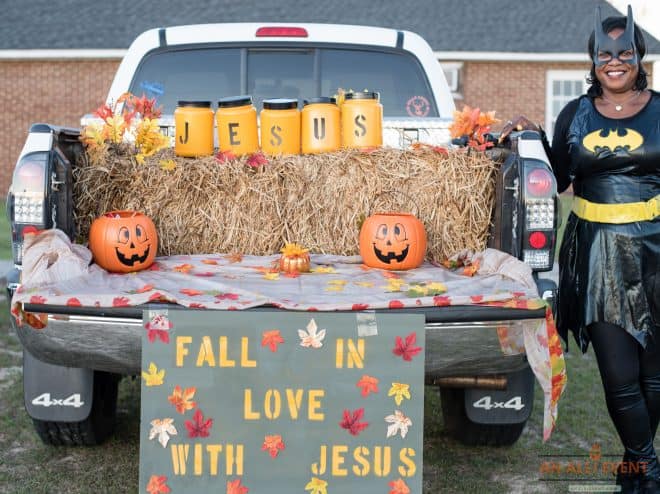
[0,200,12,261]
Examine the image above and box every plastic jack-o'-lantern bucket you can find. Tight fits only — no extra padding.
[359,212,426,270]
[89,211,157,273]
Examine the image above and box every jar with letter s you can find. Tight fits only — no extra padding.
[341,91,382,149]
[216,95,259,156]
[260,99,301,155]
[301,97,341,154]
[174,101,214,157]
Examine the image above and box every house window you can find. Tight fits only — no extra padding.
[545,70,589,139]
[441,62,463,98]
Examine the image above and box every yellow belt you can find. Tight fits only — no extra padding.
[572,194,660,223]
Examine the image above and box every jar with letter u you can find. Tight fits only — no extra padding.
[301,97,340,154]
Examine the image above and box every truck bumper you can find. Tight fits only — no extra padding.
[13,307,538,378]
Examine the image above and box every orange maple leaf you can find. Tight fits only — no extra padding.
[201,259,219,265]
[224,253,244,263]
[356,375,379,397]
[388,478,410,494]
[262,330,284,353]
[146,475,171,494]
[167,385,197,414]
[226,478,249,494]
[179,288,204,296]
[173,263,194,273]
[261,434,285,458]
[136,284,155,293]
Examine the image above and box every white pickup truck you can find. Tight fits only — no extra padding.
[7,23,558,447]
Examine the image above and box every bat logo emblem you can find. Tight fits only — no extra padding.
[583,128,643,153]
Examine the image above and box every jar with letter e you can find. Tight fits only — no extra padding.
[216,95,259,156]
[341,91,382,149]
[260,99,301,155]
[301,97,341,154]
[174,101,214,157]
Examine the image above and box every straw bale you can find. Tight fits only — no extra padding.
[73,146,499,261]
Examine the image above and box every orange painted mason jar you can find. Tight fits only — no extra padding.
[174,101,214,157]
[341,91,383,149]
[301,97,341,154]
[216,95,259,156]
[260,99,301,155]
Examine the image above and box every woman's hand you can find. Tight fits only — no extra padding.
[499,116,541,143]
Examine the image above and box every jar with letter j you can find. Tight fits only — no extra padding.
[174,101,214,157]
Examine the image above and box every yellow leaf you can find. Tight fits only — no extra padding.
[311,266,336,274]
[160,159,176,171]
[263,272,280,281]
[388,382,411,406]
[305,477,328,494]
[142,362,165,386]
[104,114,126,144]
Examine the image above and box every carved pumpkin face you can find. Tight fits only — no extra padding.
[89,211,157,273]
[359,212,426,270]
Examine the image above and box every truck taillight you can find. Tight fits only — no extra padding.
[522,165,556,271]
[9,152,49,264]
[255,26,308,37]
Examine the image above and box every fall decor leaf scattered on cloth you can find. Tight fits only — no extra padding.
[298,319,326,348]
[261,434,285,458]
[305,477,328,494]
[148,418,177,448]
[146,475,171,494]
[142,362,165,386]
[185,408,213,438]
[226,478,249,494]
[262,329,285,353]
[356,375,379,397]
[388,478,411,494]
[340,407,369,436]
[392,332,423,362]
[168,385,196,414]
[385,410,413,439]
[388,382,411,406]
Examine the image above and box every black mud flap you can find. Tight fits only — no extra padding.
[23,350,93,422]
[464,366,535,424]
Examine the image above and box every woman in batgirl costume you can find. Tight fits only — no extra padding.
[550,6,660,493]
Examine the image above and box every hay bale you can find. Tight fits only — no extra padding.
[72,146,499,261]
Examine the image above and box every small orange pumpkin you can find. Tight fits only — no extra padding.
[359,212,426,270]
[279,243,311,274]
[89,210,157,273]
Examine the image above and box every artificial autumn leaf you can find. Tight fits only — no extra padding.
[215,292,239,301]
[388,478,411,494]
[104,114,127,144]
[135,118,168,157]
[305,477,328,494]
[385,410,413,439]
[173,263,193,273]
[226,478,249,494]
[142,362,165,386]
[146,475,171,494]
[310,266,336,274]
[298,319,326,348]
[145,315,172,344]
[340,408,369,436]
[388,382,411,406]
[261,434,285,458]
[130,93,162,119]
[392,332,423,362]
[357,375,379,397]
[215,150,237,163]
[94,103,114,120]
[160,159,176,171]
[149,418,177,448]
[136,284,155,293]
[179,288,204,296]
[262,329,285,352]
[263,271,280,280]
[168,385,197,414]
[112,296,131,307]
[247,152,268,168]
[224,252,244,263]
[185,408,213,438]
[66,297,82,306]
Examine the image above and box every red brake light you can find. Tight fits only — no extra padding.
[528,231,547,249]
[256,27,308,38]
[526,168,553,197]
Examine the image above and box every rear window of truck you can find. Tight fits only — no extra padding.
[129,46,439,118]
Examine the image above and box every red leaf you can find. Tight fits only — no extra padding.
[246,152,269,168]
[433,295,451,307]
[352,303,369,311]
[261,434,285,458]
[185,408,213,438]
[389,300,404,309]
[392,332,423,361]
[356,375,379,397]
[339,407,369,436]
[261,329,284,352]
[112,296,131,307]
[180,288,204,296]
[93,103,114,120]
[66,298,82,307]
[29,295,46,304]
[226,478,249,494]
[215,292,240,301]
[470,295,484,303]
[146,474,171,494]
[215,150,237,163]
[189,303,207,308]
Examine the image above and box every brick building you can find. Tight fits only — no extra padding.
[1,0,658,194]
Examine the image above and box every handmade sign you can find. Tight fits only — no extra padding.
[139,310,425,494]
